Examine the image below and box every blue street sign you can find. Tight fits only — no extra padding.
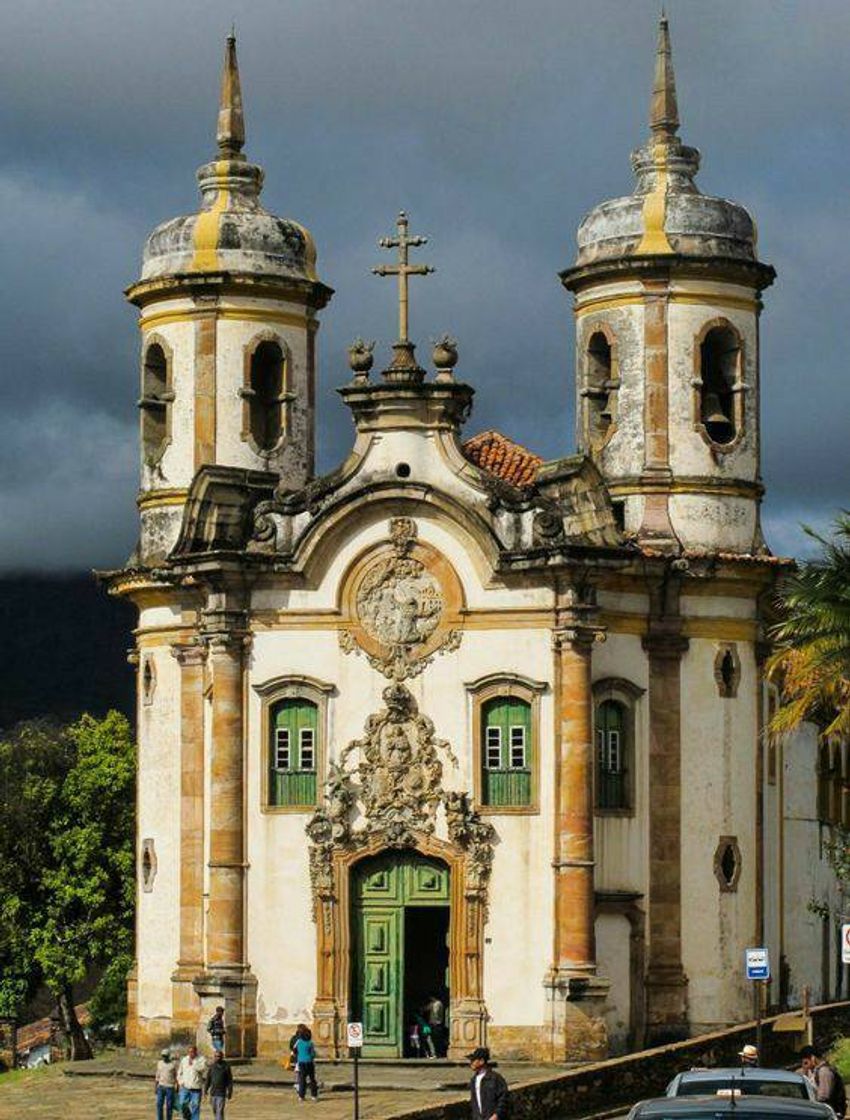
[745,947,770,981]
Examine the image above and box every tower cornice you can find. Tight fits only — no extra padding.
[560,254,775,295]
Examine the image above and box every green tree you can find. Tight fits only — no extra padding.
[30,712,135,1059]
[0,713,135,1061]
[769,514,850,742]
[0,721,72,1027]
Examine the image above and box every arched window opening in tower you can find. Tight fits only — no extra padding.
[585,330,616,444]
[140,343,171,463]
[250,340,286,452]
[699,326,740,445]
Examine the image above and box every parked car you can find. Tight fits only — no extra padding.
[627,1096,834,1120]
[666,1070,817,1102]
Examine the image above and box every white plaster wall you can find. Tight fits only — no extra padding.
[596,912,632,1051]
[139,314,196,492]
[763,722,843,1007]
[680,635,758,1030]
[245,523,557,1029]
[136,644,182,1020]
[215,298,314,486]
[667,291,758,482]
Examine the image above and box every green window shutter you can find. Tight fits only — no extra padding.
[269,699,318,807]
[595,699,627,810]
[481,696,531,807]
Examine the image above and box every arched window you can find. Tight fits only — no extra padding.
[246,340,287,453]
[698,325,741,446]
[140,342,173,463]
[596,699,628,810]
[583,329,617,447]
[269,698,318,807]
[467,674,545,814]
[481,695,532,807]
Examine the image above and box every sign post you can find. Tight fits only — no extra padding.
[745,948,771,1055]
[347,1022,363,1120]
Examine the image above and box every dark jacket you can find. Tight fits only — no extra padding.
[470,1068,509,1120]
[205,1059,233,1099]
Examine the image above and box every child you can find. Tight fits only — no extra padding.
[294,1026,318,1101]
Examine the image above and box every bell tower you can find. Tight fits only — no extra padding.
[126,34,332,563]
[560,16,775,553]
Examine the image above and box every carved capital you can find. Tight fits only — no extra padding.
[171,641,207,667]
[553,624,606,653]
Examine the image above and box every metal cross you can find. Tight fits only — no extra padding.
[372,211,434,344]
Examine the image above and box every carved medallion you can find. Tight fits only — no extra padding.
[340,518,463,681]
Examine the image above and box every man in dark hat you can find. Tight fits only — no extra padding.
[468,1047,510,1120]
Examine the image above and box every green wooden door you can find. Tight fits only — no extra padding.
[352,853,450,1057]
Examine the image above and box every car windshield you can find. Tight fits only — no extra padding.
[646,1112,812,1120]
[677,1081,808,1100]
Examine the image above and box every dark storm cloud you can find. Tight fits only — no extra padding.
[1,0,848,569]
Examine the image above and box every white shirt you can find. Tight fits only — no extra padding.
[475,1070,487,1114]
[178,1055,207,1091]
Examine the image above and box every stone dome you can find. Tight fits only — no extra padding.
[575,139,758,267]
[573,15,759,270]
[140,159,318,283]
[137,33,320,289]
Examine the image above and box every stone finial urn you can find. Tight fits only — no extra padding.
[432,335,458,381]
[348,338,375,383]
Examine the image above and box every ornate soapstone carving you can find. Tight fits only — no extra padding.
[339,517,461,681]
[305,681,495,921]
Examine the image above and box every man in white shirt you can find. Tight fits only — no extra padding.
[177,1045,207,1120]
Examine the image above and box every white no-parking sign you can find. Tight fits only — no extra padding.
[347,1021,364,1049]
[841,924,850,965]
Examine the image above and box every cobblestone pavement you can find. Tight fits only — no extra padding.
[0,1055,560,1120]
[0,1065,455,1120]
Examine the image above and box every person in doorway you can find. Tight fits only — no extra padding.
[294,1026,319,1101]
[207,1006,226,1054]
[468,1047,509,1120]
[155,1049,178,1120]
[800,1046,847,1118]
[204,1049,234,1119]
[413,1011,435,1058]
[739,1044,759,1067]
[177,1045,206,1120]
[409,1019,423,1058]
[424,994,446,1057]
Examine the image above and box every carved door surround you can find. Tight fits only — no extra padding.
[312,832,487,1058]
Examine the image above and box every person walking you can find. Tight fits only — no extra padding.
[177,1045,207,1120]
[294,1026,319,1101]
[468,1047,509,1120]
[289,1025,305,1094]
[155,1049,178,1120]
[207,1006,226,1054]
[204,1050,234,1119]
[800,1046,847,1118]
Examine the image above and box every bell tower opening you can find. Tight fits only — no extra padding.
[699,326,740,446]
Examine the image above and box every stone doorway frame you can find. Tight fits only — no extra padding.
[312,832,487,1057]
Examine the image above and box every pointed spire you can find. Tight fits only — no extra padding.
[649,12,680,142]
[217,31,245,159]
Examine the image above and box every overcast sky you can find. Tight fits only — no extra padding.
[0,0,847,570]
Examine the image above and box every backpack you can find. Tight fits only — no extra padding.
[817,1063,846,1118]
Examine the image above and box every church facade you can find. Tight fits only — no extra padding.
[107,22,817,1061]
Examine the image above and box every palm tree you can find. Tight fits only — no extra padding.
[768,513,850,742]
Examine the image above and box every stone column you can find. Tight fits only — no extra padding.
[639,280,678,548]
[545,588,609,1062]
[195,622,257,1056]
[642,620,690,1041]
[171,643,207,1043]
